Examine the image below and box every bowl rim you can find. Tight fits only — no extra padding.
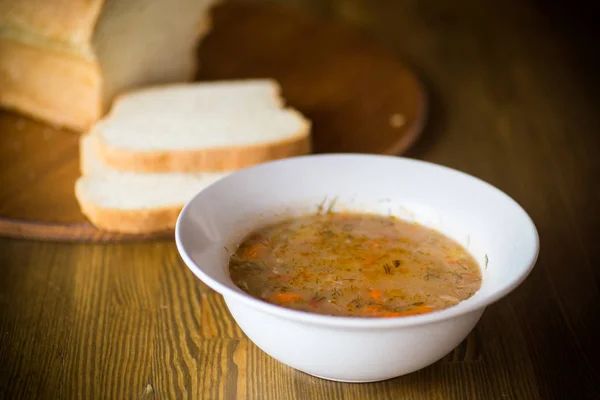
[175,154,540,329]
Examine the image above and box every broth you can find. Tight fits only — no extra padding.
[229,212,482,318]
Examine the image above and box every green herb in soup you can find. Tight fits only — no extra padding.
[229,212,482,318]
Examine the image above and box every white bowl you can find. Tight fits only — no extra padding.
[175,154,539,382]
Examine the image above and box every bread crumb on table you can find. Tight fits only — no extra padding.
[389,113,406,128]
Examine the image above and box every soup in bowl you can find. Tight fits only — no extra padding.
[175,154,539,382]
[229,211,483,318]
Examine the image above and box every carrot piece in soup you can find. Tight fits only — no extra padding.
[365,304,386,314]
[369,289,383,301]
[272,293,303,304]
[395,305,434,317]
[383,312,402,318]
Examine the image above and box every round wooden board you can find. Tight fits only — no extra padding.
[0,2,426,243]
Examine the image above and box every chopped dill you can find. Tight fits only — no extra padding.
[326,196,338,214]
[317,197,327,214]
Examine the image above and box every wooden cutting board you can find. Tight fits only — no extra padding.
[0,2,426,242]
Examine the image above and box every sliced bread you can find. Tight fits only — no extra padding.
[91,79,312,172]
[76,134,229,234]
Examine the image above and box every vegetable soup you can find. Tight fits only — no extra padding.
[229,212,482,318]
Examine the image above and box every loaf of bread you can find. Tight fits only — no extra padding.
[0,0,220,131]
[75,79,312,234]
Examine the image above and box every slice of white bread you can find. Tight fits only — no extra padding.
[76,134,229,234]
[91,79,312,172]
[0,0,219,130]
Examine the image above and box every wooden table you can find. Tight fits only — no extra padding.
[1,0,599,398]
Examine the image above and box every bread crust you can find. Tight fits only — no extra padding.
[0,0,104,46]
[75,183,180,234]
[93,122,312,172]
[0,36,101,130]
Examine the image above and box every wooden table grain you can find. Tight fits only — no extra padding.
[1,0,599,398]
